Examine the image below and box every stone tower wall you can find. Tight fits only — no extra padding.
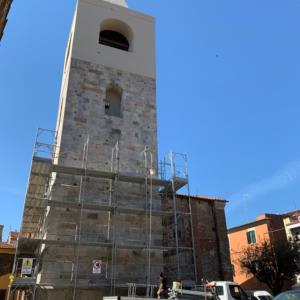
[56,58,157,172]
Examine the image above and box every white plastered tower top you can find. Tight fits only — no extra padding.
[103,0,128,7]
[70,0,155,78]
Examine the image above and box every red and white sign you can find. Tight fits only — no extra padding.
[92,260,102,274]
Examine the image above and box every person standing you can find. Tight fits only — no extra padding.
[157,272,168,299]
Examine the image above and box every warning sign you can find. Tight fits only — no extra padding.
[92,260,102,274]
[21,258,33,275]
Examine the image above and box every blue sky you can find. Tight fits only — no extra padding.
[1,0,300,239]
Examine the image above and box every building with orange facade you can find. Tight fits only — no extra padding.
[228,213,287,291]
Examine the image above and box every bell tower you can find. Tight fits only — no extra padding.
[10,2,200,299]
[38,0,160,299]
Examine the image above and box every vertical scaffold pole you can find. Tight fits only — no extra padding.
[148,151,153,289]
[184,154,198,284]
[144,147,154,294]
[72,135,89,300]
[144,147,150,290]
[107,141,118,241]
[170,151,181,280]
[110,141,119,295]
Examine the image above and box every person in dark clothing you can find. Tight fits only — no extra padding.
[157,272,168,299]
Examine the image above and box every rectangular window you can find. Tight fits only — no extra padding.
[247,230,256,244]
[105,87,122,118]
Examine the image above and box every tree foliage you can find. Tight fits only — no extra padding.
[239,240,300,295]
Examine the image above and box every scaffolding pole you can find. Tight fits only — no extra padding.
[110,141,120,295]
[185,155,198,284]
[170,151,181,280]
[72,135,89,300]
[144,147,154,294]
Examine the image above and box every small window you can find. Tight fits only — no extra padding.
[247,230,256,244]
[99,19,133,52]
[104,85,122,118]
[99,30,129,51]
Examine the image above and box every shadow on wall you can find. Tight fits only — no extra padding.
[0,254,14,276]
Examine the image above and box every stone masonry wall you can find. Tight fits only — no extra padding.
[56,58,157,173]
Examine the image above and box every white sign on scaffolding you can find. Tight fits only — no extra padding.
[21,258,33,275]
[92,260,102,274]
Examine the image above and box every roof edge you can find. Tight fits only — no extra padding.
[176,194,228,203]
[228,218,271,234]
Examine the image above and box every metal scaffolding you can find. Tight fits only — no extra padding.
[8,128,196,300]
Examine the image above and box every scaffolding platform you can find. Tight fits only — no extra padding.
[17,237,193,251]
[22,155,189,234]
[11,278,36,287]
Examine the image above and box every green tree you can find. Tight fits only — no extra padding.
[239,240,300,295]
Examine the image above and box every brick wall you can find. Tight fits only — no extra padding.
[191,198,233,282]
[170,195,233,284]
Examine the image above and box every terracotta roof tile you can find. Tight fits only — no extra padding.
[177,194,227,202]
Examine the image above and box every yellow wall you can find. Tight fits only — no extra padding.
[0,274,10,290]
[0,247,15,293]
